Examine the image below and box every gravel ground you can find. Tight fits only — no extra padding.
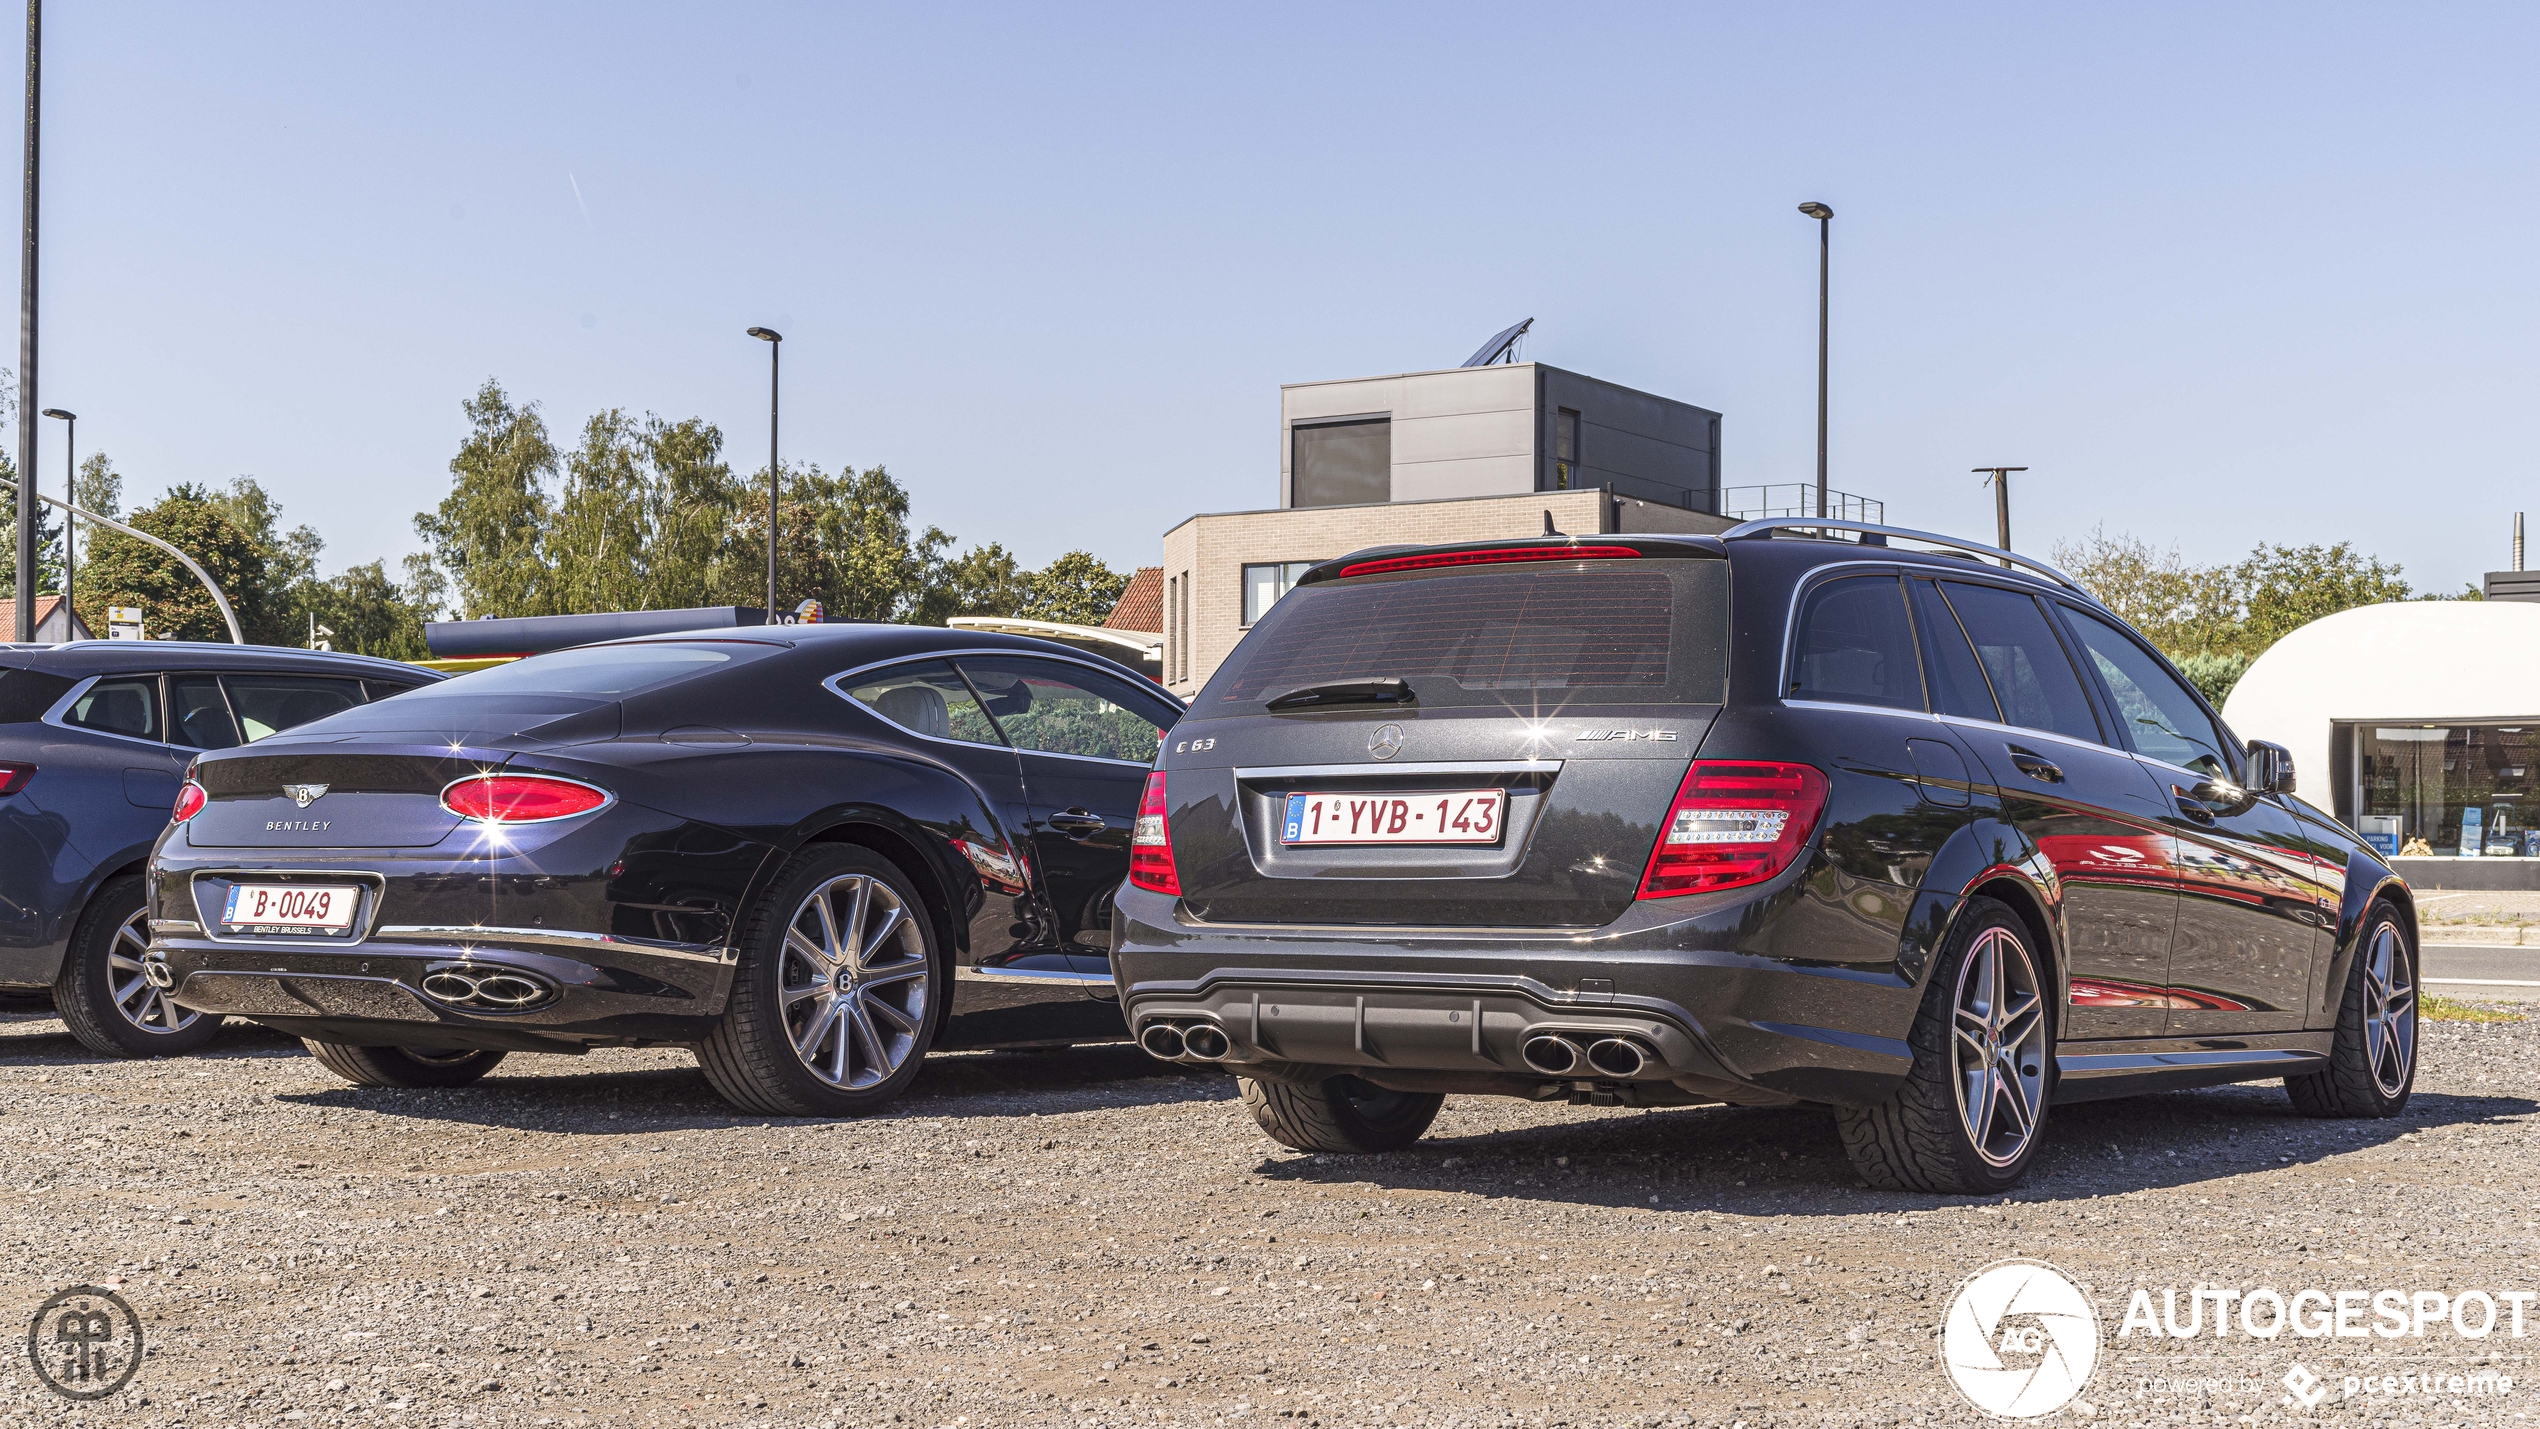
[0,1003,2531,1429]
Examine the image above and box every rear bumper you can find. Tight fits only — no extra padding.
[149,929,731,1052]
[1111,883,1931,1108]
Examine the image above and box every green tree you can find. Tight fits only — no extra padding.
[2234,541,2412,652]
[74,452,120,519]
[300,559,433,659]
[1019,550,1130,626]
[0,450,66,599]
[732,462,950,621]
[2051,526,2241,658]
[74,484,270,642]
[412,380,560,619]
[911,541,1030,625]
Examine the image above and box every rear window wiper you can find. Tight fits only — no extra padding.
[1263,677,1417,712]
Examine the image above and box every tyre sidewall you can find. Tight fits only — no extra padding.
[58,874,220,1057]
[1926,899,2051,1193]
[728,846,944,1114]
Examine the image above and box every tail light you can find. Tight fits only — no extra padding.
[1128,771,1180,895]
[1638,761,1829,898]
[0,762,34,797]
[171,779,206,822]
[441,773,610,824]
[1337,545,1641,579]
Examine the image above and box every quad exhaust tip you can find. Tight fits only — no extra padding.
[1139,1023,1187,1060]
[1522,1034,1584,1075]
[1180,1023,1230,1061]
[1586,1037,1648,1078]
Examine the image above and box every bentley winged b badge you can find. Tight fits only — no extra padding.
[282,784,329,808]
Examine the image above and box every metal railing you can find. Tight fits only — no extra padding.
[1718,484,1883,524]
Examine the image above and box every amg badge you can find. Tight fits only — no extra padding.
[1574,729,1678,742]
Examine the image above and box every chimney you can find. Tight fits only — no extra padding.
[2518,512,2527,573]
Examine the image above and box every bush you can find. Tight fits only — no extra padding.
[2174,652,2250,707]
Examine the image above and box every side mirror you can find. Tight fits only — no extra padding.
[2245,739,2296,795]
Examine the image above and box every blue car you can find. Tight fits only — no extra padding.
[0,641,440,1055]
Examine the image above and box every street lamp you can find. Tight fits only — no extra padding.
[1974,467,2028,567]
[1797,202,1833,523]
[39,406,68,623]
[747,326,782,623]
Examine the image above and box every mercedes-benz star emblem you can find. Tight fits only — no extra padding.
[1367,724,1404,760]
[283,783,329,809]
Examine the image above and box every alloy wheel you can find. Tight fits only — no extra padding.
[1951,926,2047,1168]
[778,872,930,1090]
[107,907,197,1037]
[2362,920,2416,1097]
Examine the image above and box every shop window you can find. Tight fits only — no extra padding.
[2357,724,2540,857]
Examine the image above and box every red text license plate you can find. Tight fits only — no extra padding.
[221,883,360,935]
[1282,789,1505,845]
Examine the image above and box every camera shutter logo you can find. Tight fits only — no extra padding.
[1939,1259,2100,1418]
[27,1285,143,1400]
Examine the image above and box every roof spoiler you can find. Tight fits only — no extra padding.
[1720,518,2091,599]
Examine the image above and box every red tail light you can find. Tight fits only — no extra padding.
[441,774,610,824]
[0,761,34,797]
[1337,545,1640,579]
[170,779,206,822]
[1128,771,1180,895]
[1638,761,1829,898]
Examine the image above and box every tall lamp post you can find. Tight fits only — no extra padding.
[39,405,66,620]
[13,0,40,641]
[747,326,782,622]
[1974,467,2027,567]
[1798,201,1832,523]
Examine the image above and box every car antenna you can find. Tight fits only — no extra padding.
[1544,510,1561,536]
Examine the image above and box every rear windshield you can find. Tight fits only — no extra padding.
[404,642,761,699]
[1200,557,1729,711]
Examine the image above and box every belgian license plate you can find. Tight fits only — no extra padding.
[1281,789,1506,845]
[221,883,360,935]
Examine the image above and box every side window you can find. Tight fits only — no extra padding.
[954,656,1176,765]
[1936,582,2102,744]
[841,661,1005,747]
[222,675,363,742]
[62,676,160,740]
[2059,607,2235,779]
[1909,579,2001,723]
[1788,575,1921,709]
[362,679,424,702]
[170,676,242,750]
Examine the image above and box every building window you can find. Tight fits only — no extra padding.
[1291,418,1389,508]
[1242,562,1316,627]
[1165,575,1179,682]
[1554,408,1580,490]
[1177,570,1192,682]
[2357,723,2540,856]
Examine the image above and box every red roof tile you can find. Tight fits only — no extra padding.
[1104,566,1163,633]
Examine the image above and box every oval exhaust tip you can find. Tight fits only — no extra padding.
[1586,1038,1648,1078]
[1521,1035,1582,1075]
[1180,1024,1231,1060]
[1139,1023,1187,1060]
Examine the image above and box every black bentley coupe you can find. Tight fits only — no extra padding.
[143,626,1181,1114]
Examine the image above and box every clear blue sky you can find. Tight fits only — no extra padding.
[18,2,2539,594]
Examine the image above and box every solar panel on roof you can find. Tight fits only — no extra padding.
[1460,317,1534,367]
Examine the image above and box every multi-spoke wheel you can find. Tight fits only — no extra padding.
[1951,925,2048,1169]
[1837,896,2054,1193]
[2289,900,2417,1118]
[55,875,222,1057]
[776,871,930,1090]
[698,845,942,1116]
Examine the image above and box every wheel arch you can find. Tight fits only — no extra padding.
[1961,871,2065,1036]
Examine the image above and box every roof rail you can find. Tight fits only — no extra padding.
[1719,518,2093,599]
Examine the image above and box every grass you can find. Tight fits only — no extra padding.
[2422,993,2524,1023]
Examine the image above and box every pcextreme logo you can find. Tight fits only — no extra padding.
[1940,1259,2102,1418]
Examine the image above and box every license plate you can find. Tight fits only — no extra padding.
[221,883,361,935]
[1281,789,1506,845]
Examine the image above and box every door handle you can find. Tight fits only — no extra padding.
[2006,747,2063,784]
[2170,787,2217,825]
[1046,809,1107,838]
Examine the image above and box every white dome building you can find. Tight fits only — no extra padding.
[2223,600,2540,882]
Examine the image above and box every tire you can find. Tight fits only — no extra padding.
[1836,896,2053,1194]
[303,1040,508,1088]
[696,844,942,1117]
[53,874,221,1058]
[1238,1073,1444,1153]
[2286,900,2416,1118]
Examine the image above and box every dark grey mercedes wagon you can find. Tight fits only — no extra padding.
[1112,522,2417,1193]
